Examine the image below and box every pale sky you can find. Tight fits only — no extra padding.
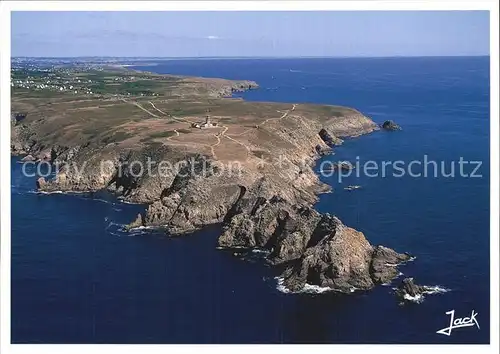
[11,11,490,57]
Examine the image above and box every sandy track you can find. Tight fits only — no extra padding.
[121,99,160,118]
[148,101,194,124]
[210,126,229,159]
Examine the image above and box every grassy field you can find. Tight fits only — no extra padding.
[12,68,363,163]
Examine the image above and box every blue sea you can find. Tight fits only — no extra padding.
[11,57,490,343]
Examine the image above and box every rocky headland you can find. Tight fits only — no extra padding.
[11,67,411,294]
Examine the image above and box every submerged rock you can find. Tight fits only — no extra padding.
[344,185,361,191]
[381,120,401,131]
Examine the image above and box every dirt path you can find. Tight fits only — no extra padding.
[148,101,193,124]
[258,103,297,127]
[217,104,296,160]
[209,126,229,159]
[121,99,160,118]
[225,103,298,140]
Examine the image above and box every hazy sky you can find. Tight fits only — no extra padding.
[11,11,490,57]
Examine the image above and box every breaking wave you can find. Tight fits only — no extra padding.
[251,248,271,256]
[36,190,65,194]
[275,277,356,294]
[396,285,450,304]
[421,285,450,295]
[117,197,143,205]
[403,293,424,303]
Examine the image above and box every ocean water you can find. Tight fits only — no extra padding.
[11,57,490,343]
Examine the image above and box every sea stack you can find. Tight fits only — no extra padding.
[381,120,401,131]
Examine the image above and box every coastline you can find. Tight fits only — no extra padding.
[9,55,491,344]
[11,65,410,295]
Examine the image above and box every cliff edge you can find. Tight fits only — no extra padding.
[11,68,409,293]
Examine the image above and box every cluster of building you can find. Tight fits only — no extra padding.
[11,80,95,95]
[11,69,95,95]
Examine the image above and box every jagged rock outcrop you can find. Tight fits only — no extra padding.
[381,120,401,131]
[143,154,249,233]
[125,213,145,230]
[370,246,410,283]
[218,191,411,293]
[36,177,47,189]
[395,278,424,300]
[230,81,259,93]
[318,128,343,147]
[394,277,448,303]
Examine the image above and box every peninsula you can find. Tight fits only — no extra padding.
[11,63,411,293]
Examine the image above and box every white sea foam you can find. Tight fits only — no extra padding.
[106,222,124,229]
[127,229,153,237]
[128,225,158,231]
[302,283,334,294]
[421,285,450,295]
[395,284,450,304]
[106,223,163,237]
[117,198,143,205]
[37,190,64,194]
[403,293,424,303]
[275,277,334,294]
[275,277,291,293]
[105,221,126,231]
[251,248,271,256]
[36,190,91,196]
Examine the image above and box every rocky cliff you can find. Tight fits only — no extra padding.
[11,70,410,294]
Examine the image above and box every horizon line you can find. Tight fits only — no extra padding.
[11,54,490,60]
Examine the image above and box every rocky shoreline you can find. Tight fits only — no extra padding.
[11,70,412,295]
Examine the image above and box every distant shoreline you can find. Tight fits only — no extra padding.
[11,55,490,60]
